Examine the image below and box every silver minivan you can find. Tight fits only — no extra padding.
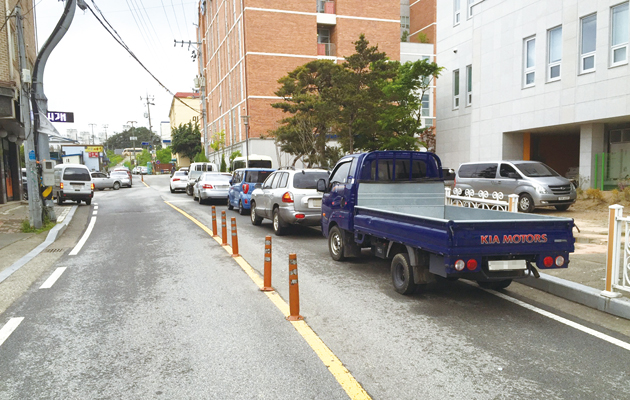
[455,161,577,212]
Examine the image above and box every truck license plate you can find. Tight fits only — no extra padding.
[559,196,570,200]
[488,260,527,271]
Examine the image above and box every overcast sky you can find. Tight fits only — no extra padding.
[35,0,199,141]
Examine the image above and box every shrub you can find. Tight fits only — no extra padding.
[585,188,604,201]
[610,189,622,204]
[624,187,630,202]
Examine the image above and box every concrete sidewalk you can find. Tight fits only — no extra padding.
[1,200,629,320]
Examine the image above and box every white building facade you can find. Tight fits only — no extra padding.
[436,0,630,189]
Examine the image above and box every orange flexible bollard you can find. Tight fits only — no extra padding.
[230,217,240,257]
[286,253,303,321]
[221,211,228,246]
[261,235,274,292]
[211,206,218,237]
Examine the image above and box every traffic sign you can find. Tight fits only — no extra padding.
[141,142,149,146]
[129,136,137,140]
[156,160,161,165]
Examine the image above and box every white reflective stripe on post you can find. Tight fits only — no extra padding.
[508,194,519,213]
[602,204,624,298]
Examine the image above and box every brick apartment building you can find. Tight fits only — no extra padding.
[198,0,402,167]
[0,1,36,203]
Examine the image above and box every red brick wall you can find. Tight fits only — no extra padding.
[410,0,436,45]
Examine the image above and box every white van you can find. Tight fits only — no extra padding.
[54,164,94,205]
[186,162,219,195]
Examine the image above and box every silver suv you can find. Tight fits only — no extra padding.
[250,168,329,235]
[455,161,577,213]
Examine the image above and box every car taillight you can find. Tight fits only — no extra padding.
[555,256,565,267]
[173,178,180,181]
[60,182,64,189]
[466,259,478,270]
[282,192,294,203]
[242,183,249,194]
[91,183,95,190]
[295,214,305,219]
[203,184,214,189]
[543,256,553,268]
[454,259,465,271]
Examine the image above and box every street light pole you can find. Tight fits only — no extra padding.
[241,115,250,168]
[127,120,137,167]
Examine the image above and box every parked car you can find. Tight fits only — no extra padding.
[192,172,232,204]
[110,171,131,188]
[170,170,188,193]
[228,168,275,215]
[91,171,122,190]
[132,167,139,174]
[454,160,577,213]
[113,167,132,185]
[21,168,27,200]
[186,163,217,195]
[139,166,148,175]
[250,167,329,235]
[53,163,94,205]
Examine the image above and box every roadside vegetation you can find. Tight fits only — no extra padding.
[21,215,56,234]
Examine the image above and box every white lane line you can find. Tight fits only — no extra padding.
[69,216,97,256]
[93,211,97,215]
[40,267,67,289]
[486,288,630,352]
[0,318,24,347]
[94,205,99,209]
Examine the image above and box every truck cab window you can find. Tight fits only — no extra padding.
[329,161,352,185]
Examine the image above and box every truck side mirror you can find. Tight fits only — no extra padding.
[317,178,327,193]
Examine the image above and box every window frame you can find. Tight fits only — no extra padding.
[454,0,461,25]
[580,13,597,74]
[453,69,460,109]
[465,64,472,106]
[523,36,536,88]
[547,26,562,82]
[467,0,475,19]
[610,2,629,67]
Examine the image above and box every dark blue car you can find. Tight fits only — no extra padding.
[228,168,275,214]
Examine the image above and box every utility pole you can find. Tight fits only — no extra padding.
[141,95,155,134]
[88,123,96,145]
[102,124,108,149]
[127,120,137,167]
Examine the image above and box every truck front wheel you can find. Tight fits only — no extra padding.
[391,253,418,295]
[328,226,346,261]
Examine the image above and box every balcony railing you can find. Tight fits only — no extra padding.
[317,42,336,57]
[317,0,335,14]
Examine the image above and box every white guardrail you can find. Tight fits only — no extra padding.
[603,205,630,298]
[445,187,519,213]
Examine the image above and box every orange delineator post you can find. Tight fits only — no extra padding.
[230,217,240,257]
[261,235,274,292]
[211,206,218,237]
[287,253,303,321]
[221,211,228,246]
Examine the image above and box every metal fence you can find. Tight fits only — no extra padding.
[445,187,519,212]
[603,205,630,297]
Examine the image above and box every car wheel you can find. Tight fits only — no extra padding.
[170,185,174,193]
[113,182,120,190]
[555,205,570,211]
[391,253,418,295]
[227,197,234,210]
[85,198,92,206]
[328,226,346,261]
[198,195,204,205]
[238,201,247,215]
[193,191,198,201]
[272,207,287,236]
[186,186,193,196]
[57,195,63,205]
[98,188,105,191]
[478,279,512,290]
[518,193,535,213]
[250,202,263,226]
[76,200,81,204]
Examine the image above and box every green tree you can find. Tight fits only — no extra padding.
[156,146,173,164]
[104,126,161,150]
[220,154,227,172]
[194,152,209,162]
[171,122,202,161]
[136,149,152,166]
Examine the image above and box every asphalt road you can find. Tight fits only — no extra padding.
[1,174,629,399]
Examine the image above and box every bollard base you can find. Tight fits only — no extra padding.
[286,315,303,321]
[260,286,274,292]
[601,290,622,298]
[231,253,240,258]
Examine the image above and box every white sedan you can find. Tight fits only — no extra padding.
[193,173,232,204]
[170,170,188,193]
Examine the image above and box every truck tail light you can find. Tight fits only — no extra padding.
[282,192,294,203]
[454,259,465,271]
[555,256,565,266]
[242,183,249,194]
[203,184,214,189]
[543,256,553,268]
[91,183,95,190]
[466,259,478,270]
[295,214,305,219]
[60,182,64,190]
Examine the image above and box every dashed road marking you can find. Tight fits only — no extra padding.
[0,318,24,348]
[69,216,96,256]
[40,267,67,289]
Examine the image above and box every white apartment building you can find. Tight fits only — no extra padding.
[436,0,630,189]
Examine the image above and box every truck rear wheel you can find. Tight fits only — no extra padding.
[391,253,418,295]
[478,279,512,290]
[328,226,346,261]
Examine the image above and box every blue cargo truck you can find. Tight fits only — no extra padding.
[317,151,575,294]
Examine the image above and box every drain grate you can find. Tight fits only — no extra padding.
[45,248,65,253]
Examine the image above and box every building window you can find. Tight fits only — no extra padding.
[523,37,536,87]
[465,65,472,106]
[580,13,597,73]
[611,2,629,66]
[401,15,410,30]
[421,93,430,117]
[454,0,461,25]
[548,26,562,81]
[467,0,475,19]
[453,69,460,109]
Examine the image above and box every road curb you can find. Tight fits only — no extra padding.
[520,273,630,320]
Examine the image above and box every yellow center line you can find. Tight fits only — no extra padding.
[165,201,371,400]
[142,180,150,187]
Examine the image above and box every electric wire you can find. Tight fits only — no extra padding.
[170,0,183,38]
[86,1,200,115]
[137,0,162,44]
[128,0,159,51]
[124,0,152,51]
[159,0,175,38]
